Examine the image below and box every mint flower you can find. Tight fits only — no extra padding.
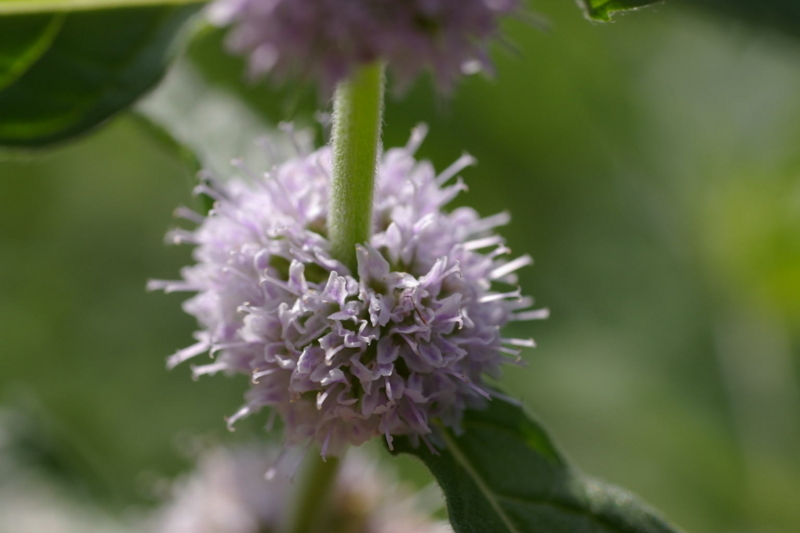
[150,126,546,456]
[206,0,518,91]
[155,445,450,533]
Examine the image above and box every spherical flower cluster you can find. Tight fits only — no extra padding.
[154,444,450,533]
[206,0,519,92]
[149,126,545,456]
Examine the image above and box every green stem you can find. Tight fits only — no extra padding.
[285,454,342,533]
[329,62,385,273]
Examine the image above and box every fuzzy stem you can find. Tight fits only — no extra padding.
[328,62,385,273]
[285,454,342,533]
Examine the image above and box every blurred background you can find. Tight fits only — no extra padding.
[2,1,800,531]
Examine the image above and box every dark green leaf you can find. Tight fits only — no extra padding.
[0,0,202,15]
[578,0,664,22]
[0,5,198,148]
[0,14,62,90]
[393,398,683,533]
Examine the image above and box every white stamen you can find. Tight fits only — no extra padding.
[230,158,259,181]
[267,171,301,218]
[316,390,330,410]
[508,296,534,310]
[419,434,438,456]
[467,382,492,400]
[293,323,329,347]
[435,152,476,186]
[236,304,257,316]
[173,206,205,224]
[512,308,550,321]
[225,405,252,431]
[462,59,483,75]
[166,340,209,369]
[254,136,278,162]
[265,410,277,432]
[499,346,522,356]
[489,389,524,406]
[468,211,510,235]
[279,122,305,155]
[165,229,198,245]
[191,362,228,380]
[479,288,522,303]
[146,279,196,293]
[502,337,537,348]
[385,377,394,403]
[259,273,301,295]
[210,340,253,356]
[384,427,394,451]
[192,183,224,201]
[324,344,345,365]
[312,152,331,178]
[252,368,279,384]
[405,123,429,155]
[222,266,252,282]
[464,235,504,251]
[490,255,533,280]
[489,245,512,259]
[265,446,289,482]
[321,426,333,459]
[407,403,431,433]
[314,111,332,130]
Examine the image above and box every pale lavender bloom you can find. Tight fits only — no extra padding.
[150,126,545,456]
[206,0,519,92]
[154,444,451,533]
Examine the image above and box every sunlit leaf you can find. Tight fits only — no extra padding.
[393,398,683,533]
[0,6,198,148]
[578,0,664,22]
[134,59,301,213]
[136,59,303,178]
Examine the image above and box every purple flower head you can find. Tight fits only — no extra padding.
[150,126,546,456]
[206,0,519,92]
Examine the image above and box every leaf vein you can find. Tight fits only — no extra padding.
[440,428,522,533]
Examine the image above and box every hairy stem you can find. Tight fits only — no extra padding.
[285,454,342,533]
[328,62,385,273]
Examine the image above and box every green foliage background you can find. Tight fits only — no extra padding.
[2,1,800,531]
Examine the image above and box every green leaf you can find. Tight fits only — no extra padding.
[578,0,664,22]
[392,398,683,533]
[0,14,62,90]
[0,5,199,148]
[0,0,203,15]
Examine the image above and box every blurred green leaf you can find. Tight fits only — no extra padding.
[393,398,682,533]
[578,0,664,21]
[0,0,203,15]
[690,0,800,40]
[0,6,198,148]
[0,397,125,503]
[136,58,303,177]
